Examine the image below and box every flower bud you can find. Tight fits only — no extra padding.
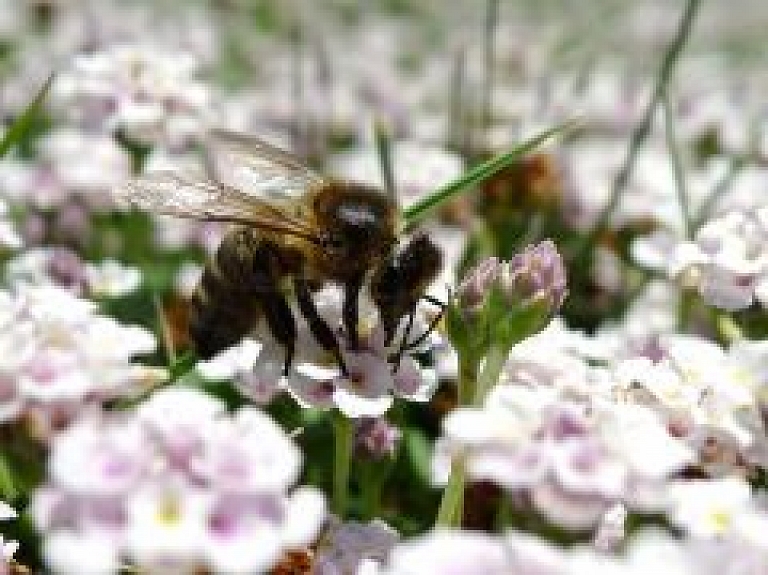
[354,417,401,460]
[456,257,501,315]
[498,240,566,313]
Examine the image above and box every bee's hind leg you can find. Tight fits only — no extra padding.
[243,239,298,377]
[295,278,349,377]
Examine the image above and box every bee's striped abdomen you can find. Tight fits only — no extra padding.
[189,228,265,359]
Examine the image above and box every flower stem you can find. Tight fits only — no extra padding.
[359,464,384,519]
[457,354,478,406]
[473,344,508,406]
[577,0,702,259]
[435,457,465,527]
[434,352,477,528]
[662,91,692,240]
[331,410,353,517]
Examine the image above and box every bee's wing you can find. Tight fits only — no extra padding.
[114,172,323,244]
[204,129,326,212]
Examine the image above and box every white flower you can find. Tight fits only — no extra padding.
[196,338,261,381]
[378,530,510,575]
[0,501,18,569]
[48,415,148,497]
[196,339,284,405]
[125,484,209,573]
[314,517,400,575]
[43,530,120,575]
[84,259,142,298]
[669,210,768,311]
[239,286,441,418]
[666,476,752,538]
[39,129,132,202]
[191,407,301,493]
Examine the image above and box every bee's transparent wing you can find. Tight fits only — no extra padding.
[113,172,322,243]
[204,129,326,212]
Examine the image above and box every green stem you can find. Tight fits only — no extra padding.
[457,354,478,406]
[493,492,515,531]
[435,456,466,527]
[692,154,745,231]
[663,91,692,240]
[482,0,499,134]
[359,464,384,519]
[332,410,353,517]
[677,288,695,332]
[449,45,466,152]
[473,344,509,406]
[434,351,478,528]
[577,0,702,258]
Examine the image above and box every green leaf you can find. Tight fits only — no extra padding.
[401,121,577,230]
[169,350,197,381]
[0,451,17,501]
[0,72,54,159]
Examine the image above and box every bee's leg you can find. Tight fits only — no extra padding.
[342,275,364,351]
[261,291,298,376]
[390,306,415,373]
[405,296,447,351]
[245,239,298,376]
[295,278,349,377]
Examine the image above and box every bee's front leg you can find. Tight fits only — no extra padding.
[342,275,364,351]
[261,292,297,376]
[296,278,349,377]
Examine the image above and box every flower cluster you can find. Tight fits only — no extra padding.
[0,282,163,434]
[671,209,768,311]
[434,384,693,529]
[7,247,142,298]
[372,524,768,575]
[52,43,214,147]
[32,387,326,574]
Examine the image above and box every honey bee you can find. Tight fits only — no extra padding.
[115,130,442,376]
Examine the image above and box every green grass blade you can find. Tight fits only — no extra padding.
[0,72,54,159]
[402,121,577,230]
[374,118,397,199]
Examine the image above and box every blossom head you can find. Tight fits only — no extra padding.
[500,240,567,313]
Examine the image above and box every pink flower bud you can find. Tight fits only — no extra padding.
[499,240,566,314]
[456,257,501,314]
[354,417,401,460]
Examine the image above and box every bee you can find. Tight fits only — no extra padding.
[115,130,442,376]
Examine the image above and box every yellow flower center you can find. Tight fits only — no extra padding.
[155,497,182,526]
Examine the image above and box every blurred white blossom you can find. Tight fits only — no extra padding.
[33,387,326,574]
[0,283,164,432]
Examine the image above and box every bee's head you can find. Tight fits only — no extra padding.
[314,183,397,277]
